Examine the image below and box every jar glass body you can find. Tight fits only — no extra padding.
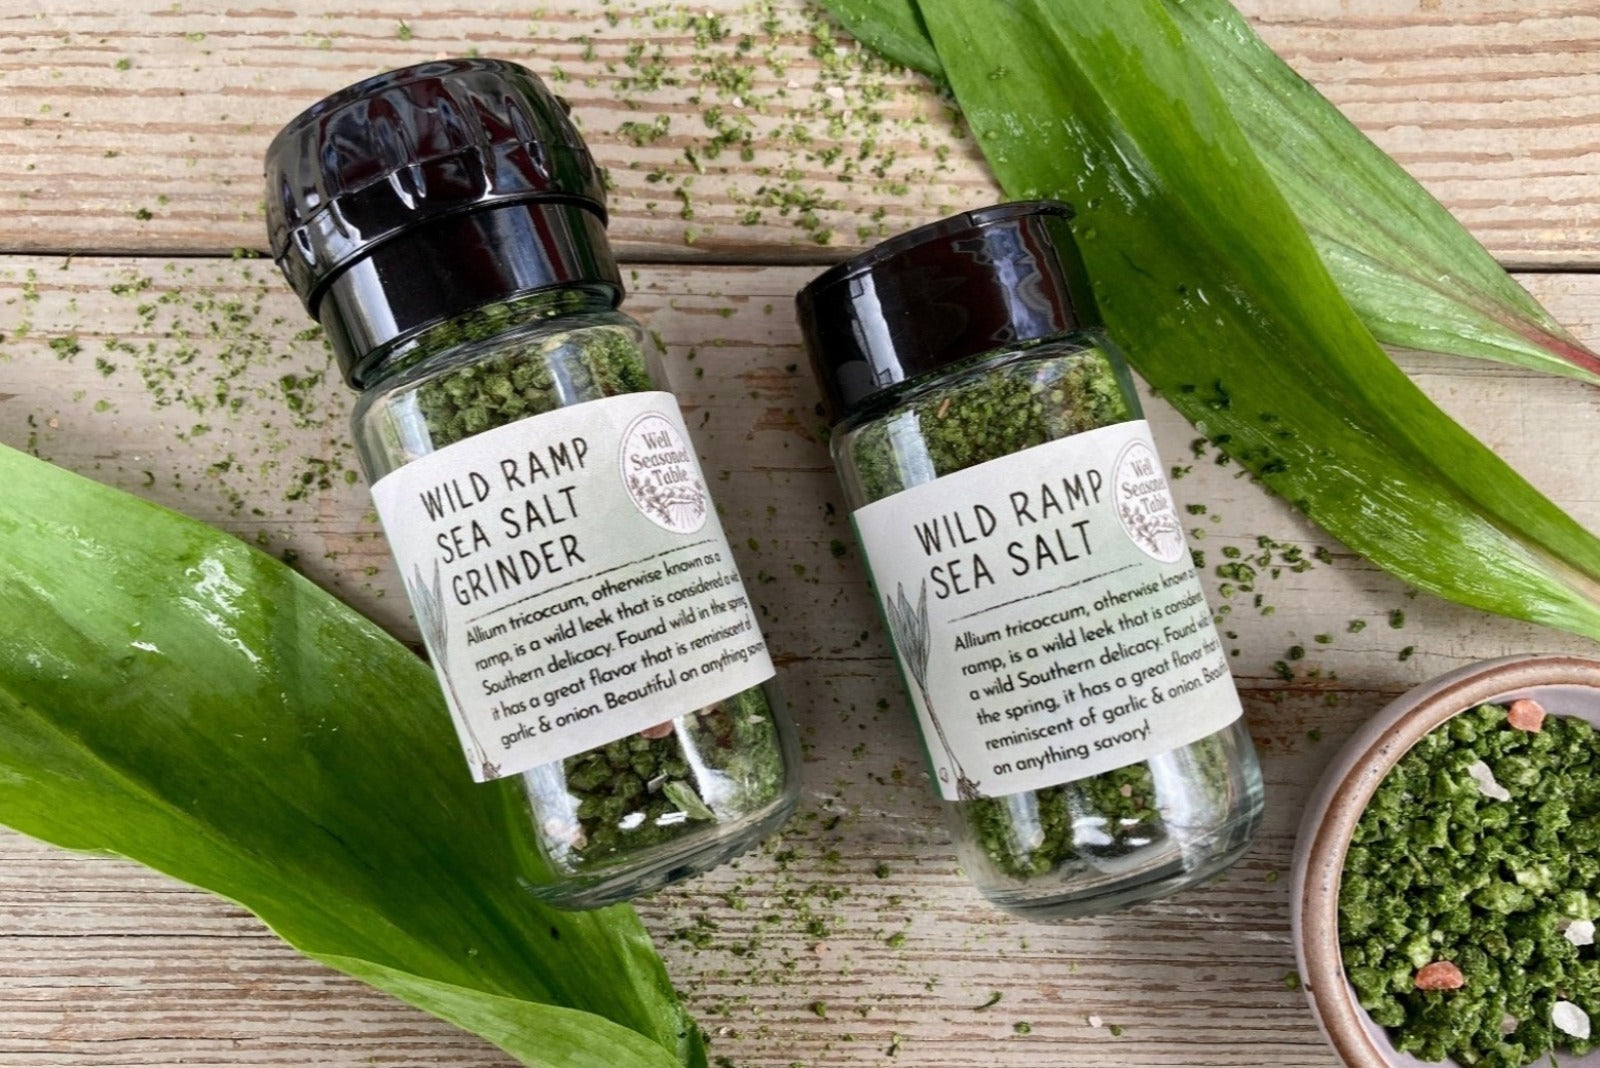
[351,288,801,909]
[830,330,1263,918]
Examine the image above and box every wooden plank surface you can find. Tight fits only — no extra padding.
[5,0,1600,1063]
[1,258,1597,1066]
[1,1,1598,267]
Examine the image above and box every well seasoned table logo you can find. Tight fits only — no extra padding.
[620,411,708,534]
[1113,439,1184,564]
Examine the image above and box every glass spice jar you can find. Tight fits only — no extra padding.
[797,203,1264,919]
[264,59,799,909]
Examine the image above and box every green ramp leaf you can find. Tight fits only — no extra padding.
[820,0,1600,385]
[0,444,705,1068]
[1167,0,1600,385]
[905,0,1600,637]
[823,0,939,76]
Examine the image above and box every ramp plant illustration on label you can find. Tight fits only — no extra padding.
[799,203,1263,918]
[266,59,798,909]
[883,578,982,799]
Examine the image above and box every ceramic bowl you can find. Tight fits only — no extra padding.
[1291,653,1600,1068]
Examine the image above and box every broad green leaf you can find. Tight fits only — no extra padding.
[1167,0,1600,385]
[0,444,705,1068]
[819,0,1600,385]
[822,0,939,77]
[906,0,1600,638]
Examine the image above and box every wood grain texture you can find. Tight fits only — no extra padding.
[1,0,1598,266]
[1,258,1597,1066]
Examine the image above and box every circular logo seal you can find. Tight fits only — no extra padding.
[1112,439,1185,564]
[619,412,709,534]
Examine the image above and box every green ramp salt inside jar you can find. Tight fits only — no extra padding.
[798,202,1263,918]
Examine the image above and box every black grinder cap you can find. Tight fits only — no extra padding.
[796,202,1100,424]
[264,58,621,387]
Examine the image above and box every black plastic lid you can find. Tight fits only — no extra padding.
[264,58,620,386]
[796,202,1099,423]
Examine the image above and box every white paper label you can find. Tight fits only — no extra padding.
[852,419,1242,801]
[372,391,775,782]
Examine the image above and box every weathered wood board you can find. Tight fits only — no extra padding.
[0,257,1596,1066]
[3,0,1599,1062]
[2,1,1599,266]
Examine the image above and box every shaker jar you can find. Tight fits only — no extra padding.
[797,203,1263,918]
[264,59,799,909]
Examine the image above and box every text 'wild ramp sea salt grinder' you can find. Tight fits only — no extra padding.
[798,203,1264,919]
[264,59,799,909]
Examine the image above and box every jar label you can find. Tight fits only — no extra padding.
[851,419,1242,802]
[371,391,776,782]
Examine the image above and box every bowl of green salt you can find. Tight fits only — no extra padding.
[1293,654,1600,1068]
